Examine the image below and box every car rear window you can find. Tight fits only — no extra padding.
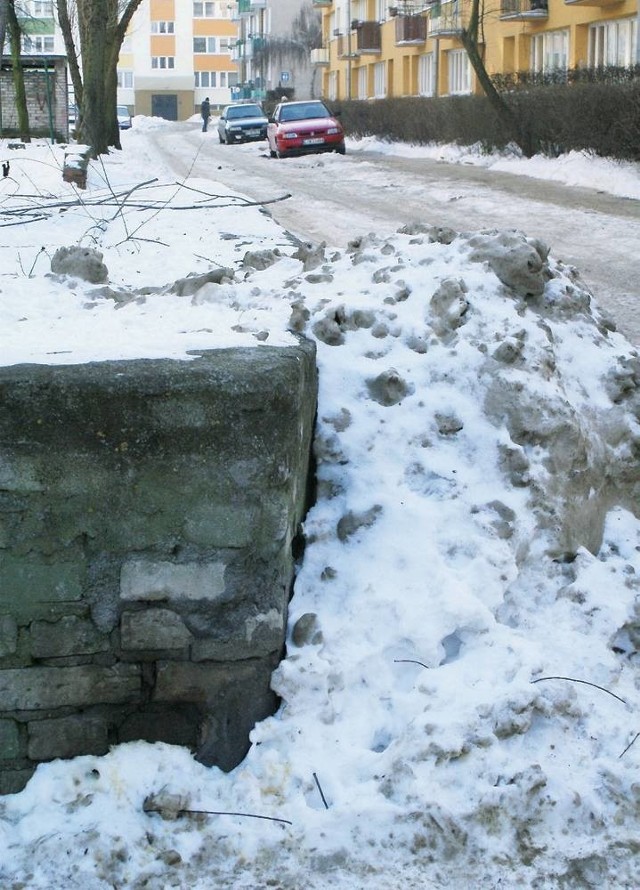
[227,105,263,119]
[279,103,330,122]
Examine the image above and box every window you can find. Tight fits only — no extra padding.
[193,36,218,53]
[589,18,637,68]
[373,61,386,98]
[32,1,54,16]
[418,52,435,96]
[117,69,134,89]
[21,34,54,54]
[152,56,175,69]
[376,0,386,20]
[329,70,338,101]
[358,66,368,99]
[531,29,569,72]
[352,0,366,21]
[193,1,217,16]
[228,72,238,87]
[194,71,217,87]
[151,21,175,34]
[448,48,471,94]
[219,38,231,52]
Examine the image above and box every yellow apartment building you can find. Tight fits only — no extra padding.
[311,0,638,100]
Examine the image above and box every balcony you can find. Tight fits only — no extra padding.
[245,35,265,58]
[353,20,382,54]
[231,39,244,61]
[564,0,622,6]
[336,34,358,59]
[395,14,427,44]
[310,47,330,66]
[236,0,251,14]
[428,1,463,36]
[500,0,548,18]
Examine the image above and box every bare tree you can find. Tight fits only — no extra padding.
[0,0,8,53]
[6,0,30,141]
[256,2,322,98]
[56,0,143,155]
[459,0,532,155]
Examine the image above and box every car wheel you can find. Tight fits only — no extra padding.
[335,143,346,155]
[270,150,277,158]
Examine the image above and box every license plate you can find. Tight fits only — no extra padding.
[246,129,260,136]
[303,137,324,145]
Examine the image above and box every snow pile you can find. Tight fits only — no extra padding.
[1,133,640,889]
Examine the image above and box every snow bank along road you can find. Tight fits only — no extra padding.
[148,122,640,346]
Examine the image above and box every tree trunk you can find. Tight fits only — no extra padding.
[58,0,143,155]
[57,0,83,110]
[460,0,532,156]
[7,0,30,142]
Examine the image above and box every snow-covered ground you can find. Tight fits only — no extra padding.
[1,122,640,889]
[347,134,640,201]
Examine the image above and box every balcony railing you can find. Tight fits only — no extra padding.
[310,47,330,66]
[242,35,265,58]
[353,20,382,53]
[249,0,267,7]
[237,0,250,14]
[395,14,427,44]
[428,1,463,36]
[231,38,245,62]
[564,0,621,6]
[500,0,548,18]
[336,34,357,59]
[312,0,333,5]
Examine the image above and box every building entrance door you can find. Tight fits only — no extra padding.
[151,94,178,120]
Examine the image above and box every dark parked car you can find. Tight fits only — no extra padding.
[267,100,345,159]
[217,103,268,144]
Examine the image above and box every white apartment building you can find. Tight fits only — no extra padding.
[119,0,239,118]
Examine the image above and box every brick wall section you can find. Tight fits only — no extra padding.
[0,343,317,793]
[0,58,68,141]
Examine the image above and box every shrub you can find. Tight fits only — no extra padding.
[335,67,640,161]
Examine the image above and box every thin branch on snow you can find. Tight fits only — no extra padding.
[531,675,628,705]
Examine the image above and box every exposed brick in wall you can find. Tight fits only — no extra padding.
[0,57,68,141]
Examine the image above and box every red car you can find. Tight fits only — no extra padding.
[267,100,346,159]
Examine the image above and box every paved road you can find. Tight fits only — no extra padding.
[151,123,640,345]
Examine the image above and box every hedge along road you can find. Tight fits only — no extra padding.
[149,122,640,345]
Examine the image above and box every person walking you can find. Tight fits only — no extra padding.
[201,97,210,132]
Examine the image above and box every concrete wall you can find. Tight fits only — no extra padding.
[0,343,317,794]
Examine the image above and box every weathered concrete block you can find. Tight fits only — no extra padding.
[0,719,20,759]
[120,609,192,651]
[182,502,255,548]
[154,658,279,771]
[153,660,236,704]
[0,616,18,658]
[0,342,318,785]
[120,560,227,603]
[0,558,83,614]
[28,715,108,760]
[190,608,285,661]
[117,704,200,748]
[0,664,140,710]
[30,616,109,658]
[0,768,34,795]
